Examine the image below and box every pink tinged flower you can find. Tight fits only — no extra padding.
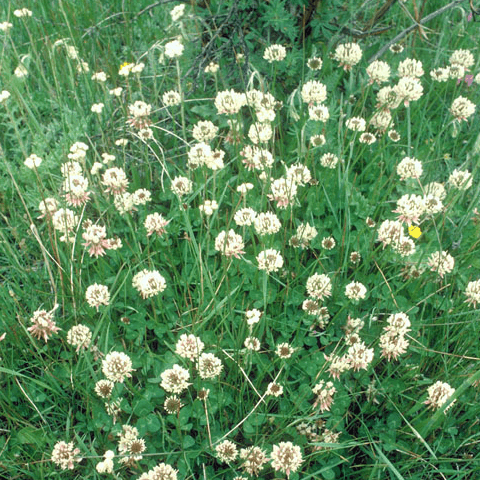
[51,441,81,470]
[145,213,170,236]
[270,442,303,478]
[27,305,60,342]
[312,380,336,412]
[82,223,112,258]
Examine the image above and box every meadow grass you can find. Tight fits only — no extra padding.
[1,0,480,479]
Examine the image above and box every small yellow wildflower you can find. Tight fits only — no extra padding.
[408,225,422,238]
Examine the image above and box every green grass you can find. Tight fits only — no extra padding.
[1,0,480,478]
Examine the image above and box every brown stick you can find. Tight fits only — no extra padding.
[368,0,464,63]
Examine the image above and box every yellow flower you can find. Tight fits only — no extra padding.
[408,225,422,238]
[120,62,132,69]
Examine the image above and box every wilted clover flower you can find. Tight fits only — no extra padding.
[307,56,323,70]
[240,446,269,476]
[310,134,326,146]
[270,442,303,478]
[334,42,362,71]
[85,283,110,309]
[465,280,480,307]
[244,336,261,351]
[276,342,295,359]
[427,251,454,277]
[312,380,336,412]
[95,380,115,399]
[257,249,284,273]
[366,60,391,84]
[263,44,287,62]
[359,132,376,144]
[66,324,92,352]
[160,364,190,394]
[266,382,283,397]
[164,395,183,414]
[214,229,245,258]
[175,334,204,361]
[301,80,327,104]
[51,441,81,470]
[216,440,238,463]
[450,96,475,122]
[102,351,134,383]
[306,273,332,301]
[321,236,336,250]
[82,223,110,258]
[397,156,423,180]
[27,305,60,342]
[132,269,167,299]
[345,281,367,300]
[197,353,223,379]
[398,58,424,78]
[424,381,455,412]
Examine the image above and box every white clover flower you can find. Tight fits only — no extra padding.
[102,351,134,383]
[91,103,104,113]
[345,281,367,300]
[301,80,327,104]
[334,42,362,71]
[256,249,283,273]
[263,44,287,62]
[366,60,391,84]
[24,153,42,169]
[450,96,475,122]
[448,169,472,190]
[91,71,107,82]
[170,4,186,22]
[165,39,184,58]
[398,58,424,78]
[397,156,423,180]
